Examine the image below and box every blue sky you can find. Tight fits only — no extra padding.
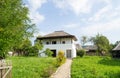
[25,0,120,44]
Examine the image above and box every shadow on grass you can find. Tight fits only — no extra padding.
[98,57,120,66]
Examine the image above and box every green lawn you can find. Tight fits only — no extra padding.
[7,57,56,78]
[71,56,120,78]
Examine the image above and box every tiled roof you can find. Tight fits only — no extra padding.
[37,31,77,41]
[113,42,120,50]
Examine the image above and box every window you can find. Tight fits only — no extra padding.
[62,41,65,44]
[46,42,49,45]
[52,41,56,44]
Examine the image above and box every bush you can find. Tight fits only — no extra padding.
[41,66,56,78]
[77,49,86,57]
[56,50,66,67]
[45,48,53,57]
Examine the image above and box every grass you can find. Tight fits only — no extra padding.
[71,56,120,78]
[7,56,56,78]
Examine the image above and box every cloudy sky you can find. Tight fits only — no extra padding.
[25,0,120,44]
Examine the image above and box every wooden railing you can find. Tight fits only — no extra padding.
[0,60,12,78]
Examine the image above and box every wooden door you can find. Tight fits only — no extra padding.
[66,50,72,58]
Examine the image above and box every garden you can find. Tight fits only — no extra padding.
[7,57,56,78]
[71,56,120,78]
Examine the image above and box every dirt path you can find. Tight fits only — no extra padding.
[51,59,72,78]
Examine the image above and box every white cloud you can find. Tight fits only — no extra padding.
[80,18,120,35]
[88,0,120,22]
[88,5,112,21]
[52,0,91,15]
[29,11,45,25]
[27,0,47,25]
[52,0,112,15]
[63,23,79,29]
[27,0,47,11]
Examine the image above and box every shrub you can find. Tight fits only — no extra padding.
[41,66,56,78]
[56,50,66,67]
[77,49,86,57]
[45,48,53,57]
[28,46,39,56]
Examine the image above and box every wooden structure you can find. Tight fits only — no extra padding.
[0,60,12,78]
[82,45,97,55]
[112,42,120,58]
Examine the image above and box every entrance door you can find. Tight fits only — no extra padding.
[51,50,56,57]
[66,50,72,58]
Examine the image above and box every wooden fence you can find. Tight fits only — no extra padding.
[0,60,12,78]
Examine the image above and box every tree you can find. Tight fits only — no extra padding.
[113,41,120,48]
[13,38,32,56]
[13,39,43,56]
[30,40,43,56]
[90,34,110,55]
[80,36,88,46]
[0,0,35,59]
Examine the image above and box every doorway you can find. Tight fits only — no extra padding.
[66,50,72,58]
[51,50,56,57]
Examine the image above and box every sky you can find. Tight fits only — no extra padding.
[24,0,120,44]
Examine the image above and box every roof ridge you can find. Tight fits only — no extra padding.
[37,31,77,41]
[113,42,120,50]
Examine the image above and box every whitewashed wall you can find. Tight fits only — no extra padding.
[39,38,76,58]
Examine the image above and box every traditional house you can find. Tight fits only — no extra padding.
[82,45,97,55]
[112,42,120,58]
[36,31,77,58]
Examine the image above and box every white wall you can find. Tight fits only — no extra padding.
[39,38,76,58]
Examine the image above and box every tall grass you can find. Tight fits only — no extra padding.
[7,57,56,78]
[71,56,120,78]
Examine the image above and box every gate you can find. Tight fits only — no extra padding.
[0,60,12,78]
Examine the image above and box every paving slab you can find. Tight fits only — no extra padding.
[51,59,72,78]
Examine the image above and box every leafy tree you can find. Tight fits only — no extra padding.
[80,36,88,46]
[113,41,120,48]
[13,39,43,56]
[90,34,110,55]
[0,0,35,59]
[34,40,43,51]
[29,40,43,56]
[13,38,32,56]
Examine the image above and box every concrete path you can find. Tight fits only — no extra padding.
[51,59,72,78]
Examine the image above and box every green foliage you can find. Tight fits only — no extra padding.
[71,56,120,78]
[44,48,53,57]
[7,57,56,78]
[80,36,88,46]
[13,39,32,56]
[90,34,110,55]
[77,49,86,57]
[13,39,43,56]
[113,41,120,48]
[41,66,56,78]
[0,0,35,59]
[29,40,43,56]
[56,50,66,67]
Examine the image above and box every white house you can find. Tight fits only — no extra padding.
[37,31,77,58]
